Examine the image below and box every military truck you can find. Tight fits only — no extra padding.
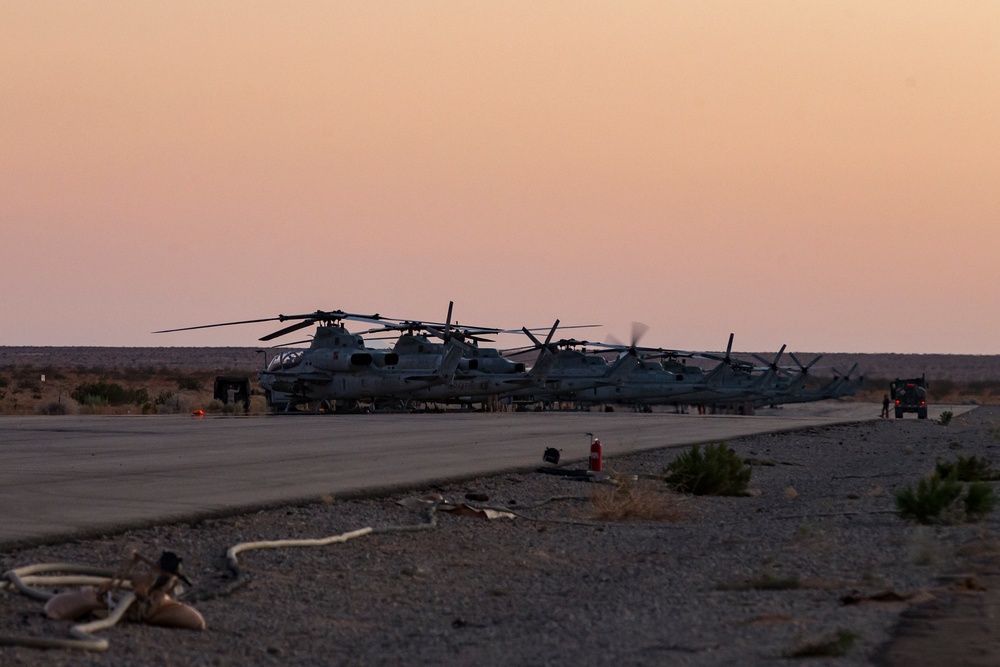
[890,375,928,419]
[214,376,251,411]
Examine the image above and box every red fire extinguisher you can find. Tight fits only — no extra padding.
[589,436,603,472]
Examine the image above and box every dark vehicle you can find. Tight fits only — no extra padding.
[890,375,928,419]
[214,376,251,411]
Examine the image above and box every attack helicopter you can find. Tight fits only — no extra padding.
[550,323,712,407]
[155,309,861,414]
[499,331,643,407]
[633,337,827,413]
[155,304,577,412]
[766,363,863,406]
[553,331,838,414]
[154,308,434,411]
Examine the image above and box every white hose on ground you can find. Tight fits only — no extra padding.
[0,564,136,652]
[216,503,440,596]
[3,563,117,601]
[0,493,549,651]
[225,526,375,572]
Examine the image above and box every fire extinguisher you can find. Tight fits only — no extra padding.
[589,436,603,472]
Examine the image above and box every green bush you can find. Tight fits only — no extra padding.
[896,472,963,524]
[664,442,751,496]
[176,375,202,391]
[896,471,996,524]
[935,454,1000,482]
[938,410,954,426]
[964,482,997,520]
[71,382,150,407]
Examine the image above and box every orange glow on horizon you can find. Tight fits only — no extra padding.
[2,2,998,353]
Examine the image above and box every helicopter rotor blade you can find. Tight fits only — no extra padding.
[631,321,649,348]
[513,324,599,334]
[152,316,283,334]
[259,319,319,342]
[521,327,544,349]
[605,333,625,348]
[789,352,805,371]
[543,320,559,348]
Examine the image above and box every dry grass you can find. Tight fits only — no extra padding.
[0,367,264,416]
[784,629,860,658]
[590,473,686,521]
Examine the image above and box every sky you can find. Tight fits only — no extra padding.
[2,1,998,354]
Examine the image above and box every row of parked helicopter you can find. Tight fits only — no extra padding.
[155,304,863,413]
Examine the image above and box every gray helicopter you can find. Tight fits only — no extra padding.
[155,308,466,412]
[156,304,573,412]
[500,331,642,407]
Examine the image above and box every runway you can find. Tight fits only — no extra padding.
[0,402,909,547]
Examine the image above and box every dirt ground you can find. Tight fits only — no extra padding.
[2,406,1000,665]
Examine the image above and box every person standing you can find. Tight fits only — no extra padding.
[881,394,890,418]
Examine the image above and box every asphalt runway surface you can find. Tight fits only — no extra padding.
[0,401,941,548]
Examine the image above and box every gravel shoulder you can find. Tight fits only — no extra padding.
[3,406,999,666]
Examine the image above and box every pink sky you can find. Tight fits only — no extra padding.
[2,2,998,353]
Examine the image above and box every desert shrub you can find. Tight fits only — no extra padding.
[205,399,224,413]
[16,379,40,393]
[122,366,157,383]
[35,401,68,415]
[896,471,995,524]
[0,376,8,388]
[71,382,149,407]
[157,393,189,414]
[664,442,751,496]
[935,454,1000,482]
[964,482,997,520]
[968,380,1000,396]
[895,472,963,524]
[176,375,202,391]
[785,629,860,658]
[934,379,955,396]
[938,410,954,426]
[591,474,683,521]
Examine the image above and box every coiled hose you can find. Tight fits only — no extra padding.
[1,494,582,651]
[0,563,137,651]
[0,499,441,650]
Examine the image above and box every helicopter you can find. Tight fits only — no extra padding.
[558,332,839,414]
[155,309,862,413]
[547,323,713,408]
[155,304,576,412]
[376,322,562,409]
[154,308,464,412]
[498,331,643,407]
